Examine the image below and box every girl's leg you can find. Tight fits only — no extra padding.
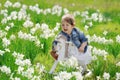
[78,60,88,75]
[49,60,59,74]
[81,64,88,75]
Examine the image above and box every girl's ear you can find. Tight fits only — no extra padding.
[72,23,75,27]
[73,22,75,26]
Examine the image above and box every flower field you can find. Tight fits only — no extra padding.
[0,0,120,80]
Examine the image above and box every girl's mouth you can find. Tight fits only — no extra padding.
[64,29,67,31]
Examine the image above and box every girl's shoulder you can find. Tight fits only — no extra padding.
[74,27,83,33]
[55,31,67,41]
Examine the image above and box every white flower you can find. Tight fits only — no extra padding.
[116,62,120,67]
[22,67,34,79]
[17,66,24,74]
[0,9,8,16]
[0,65,11,74]
[92,55,97,60]
[60,56,78,68]
[35,40,40,47]
[0,50,5,56]
[9,22,14,27]
[7,16,12,21]
[84,25,89,31]
[10,11,18,20]
[54,76,61,80]
[81,11,89,17]
[88,21,93,27]
[17,53,24,60]
[1,18,7,24]
[116,72,120,80]
[31,76,41,80]
[30,28,37,34]
[103,72,110,80]
[18,9,27,20]
[40,44,44,49]
[43,8,51,15]
[63,8,69,14]
[0,30,7,38]
[12,51,18,57]
[41,23,49,30]
[97,76,101,80]
[59,71,72,80]
[4,0,12,8]
[98,14,103,22]
[2,37,11,47]
[53,23,60,31]
[5,48,10,52]
[52,5,62,16]
[35,63,45,74]
[91,13,98,22]
[10,34,16,40]
[73,11,80,17]
[35,23,40,29]
[23,59,32,66]
[103,31,108,36]
[22,4,28,10]
[14,77,21,80]
[5,26,10,31]
[116,35,120,43]
[13,2,21,8]
[72,72,83,80]
[0,3,1,7]
[23,20,33,28]
[15,59,24,66]
[13,51,24,60]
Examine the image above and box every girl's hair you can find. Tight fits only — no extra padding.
[61,14,75,26]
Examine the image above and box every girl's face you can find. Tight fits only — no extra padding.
[61,21,74,35]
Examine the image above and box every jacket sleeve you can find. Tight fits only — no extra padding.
[76,28,88,53]
[76,28,88,43]
[52,40,58,51]
[52,32,62,51]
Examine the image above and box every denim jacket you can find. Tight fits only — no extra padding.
[52,28,88,53]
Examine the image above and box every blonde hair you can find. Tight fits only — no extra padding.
[61,14,75,26]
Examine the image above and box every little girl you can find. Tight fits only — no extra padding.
[50,14,92,75]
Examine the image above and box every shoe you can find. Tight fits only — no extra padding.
[82,70,89,76]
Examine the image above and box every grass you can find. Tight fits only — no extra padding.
[0,0,120,79]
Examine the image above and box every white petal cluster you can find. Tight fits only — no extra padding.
[23,20,34,28]
[60,56,78,68]
[116,72,120,80]
[40,23,55,39]
[13,2,21,8]
[116,62,120,67]
[52,5,62,16]
[72,72,83,80]
[103,72,110,80]
[0,30,7,38]
[0,65,11,74]
[92,47,108,56]
[29,4,42,14]
[4,0,12,8]
[2,37,11,47]
[54,71,72,80]
[116,35,120,43]
[86,34,113,44]
[0,50,5,56]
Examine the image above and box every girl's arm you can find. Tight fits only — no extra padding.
[78,41,87,53]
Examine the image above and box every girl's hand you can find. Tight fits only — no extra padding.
[78,46,84,53]
[78,41,87,53]
[50,51,58,60]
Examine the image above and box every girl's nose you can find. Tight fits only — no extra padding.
[64,25,67,29]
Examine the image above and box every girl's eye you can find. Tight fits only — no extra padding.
[62,24,64,26]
